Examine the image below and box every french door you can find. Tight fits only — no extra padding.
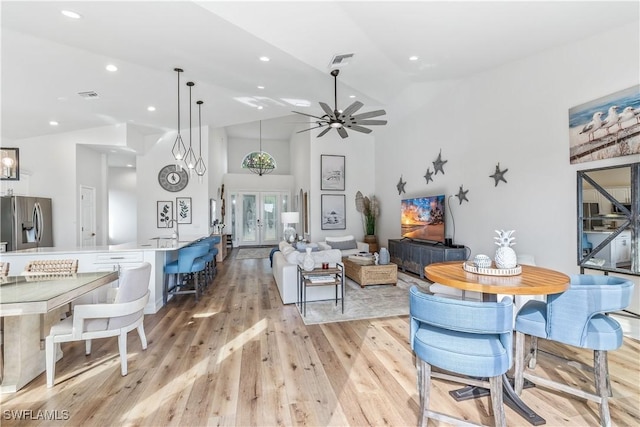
[236,192,287,247]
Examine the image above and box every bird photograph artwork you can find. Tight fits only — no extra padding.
[568,85,640,164]
[293,69,387,139]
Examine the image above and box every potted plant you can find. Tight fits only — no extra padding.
[355,191,379,252]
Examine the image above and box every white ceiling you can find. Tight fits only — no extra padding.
[2,1,638,147]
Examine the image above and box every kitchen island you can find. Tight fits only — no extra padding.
[0,235,207,314]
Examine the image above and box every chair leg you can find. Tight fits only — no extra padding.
[85,339,92,355]
[594,350,612,427]
[45,335,55,388]
[418,357,431,427]
[118,331,128,376]
[489,375,506,427]
[594,350,613,397]
[514,331,525,394]
[528,336,539,369]
[137,324,148,350]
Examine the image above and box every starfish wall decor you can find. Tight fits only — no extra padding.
[423,168,434,184]
[396,175,407,195]
[490,163,508,186]
[456,185,469,204]
[433,150,448,175]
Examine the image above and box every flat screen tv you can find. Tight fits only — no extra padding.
[401,194,446,244]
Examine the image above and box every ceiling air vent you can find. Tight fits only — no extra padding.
[78,91,99,99]
[329,53,355,68]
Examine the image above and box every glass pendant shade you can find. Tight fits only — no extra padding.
[244,120,276,176]
[172,68,187,167]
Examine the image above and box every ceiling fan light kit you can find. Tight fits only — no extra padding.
[293,69,387,139]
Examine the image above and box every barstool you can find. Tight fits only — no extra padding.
[164,244,209,303]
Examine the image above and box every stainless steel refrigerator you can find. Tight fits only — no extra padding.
[0,196,53,251]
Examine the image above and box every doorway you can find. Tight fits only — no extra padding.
[80,185,96,247]
[233,191,288,247]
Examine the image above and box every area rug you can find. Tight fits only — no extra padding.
[236,247,274,260]
[301,272,431,325]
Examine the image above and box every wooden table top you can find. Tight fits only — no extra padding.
[424,261,570,295]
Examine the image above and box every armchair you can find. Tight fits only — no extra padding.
[514,274,634,426]
[45,262,151,388]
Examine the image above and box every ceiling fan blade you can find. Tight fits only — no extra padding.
[337,127,349,139]
[346,124,372,134]
[319,102,335,118]
[352,119,387,126]
[292,110,329,121]
[340,101,364,119]
[316,127,332,138]
[351,109,387,120]
[296,124,327,134]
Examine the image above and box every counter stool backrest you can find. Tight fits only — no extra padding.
[177,245,209,271]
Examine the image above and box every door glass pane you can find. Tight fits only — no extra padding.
[230,193,236,242]
[262,195,277,242]
[242,194,257,242]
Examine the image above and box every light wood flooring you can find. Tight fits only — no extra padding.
[1,250,639,426]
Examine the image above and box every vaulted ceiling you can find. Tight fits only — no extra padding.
[2,1,637,142]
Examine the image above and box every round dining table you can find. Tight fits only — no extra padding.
[424,261,571,426]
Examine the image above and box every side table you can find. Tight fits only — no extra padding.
[297,264,344,316]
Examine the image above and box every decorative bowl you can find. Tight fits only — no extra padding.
[473,254,492,268]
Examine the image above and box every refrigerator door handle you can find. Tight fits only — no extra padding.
[34,202,43,242]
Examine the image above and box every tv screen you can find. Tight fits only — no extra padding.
[401,195,446,243]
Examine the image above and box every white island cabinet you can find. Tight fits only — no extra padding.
[0,236,205,314]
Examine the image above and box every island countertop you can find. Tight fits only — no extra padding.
[0,235,207,255]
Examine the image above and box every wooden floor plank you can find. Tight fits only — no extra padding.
[1,250,638,427]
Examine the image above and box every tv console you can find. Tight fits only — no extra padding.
[388,239,468,279]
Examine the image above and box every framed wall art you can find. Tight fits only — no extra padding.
[321,194,346,230]
[320,154,345,191]
[569,85,640,164]
[157,201,174,228]
[176,197,192,224]
[0,147,19,181]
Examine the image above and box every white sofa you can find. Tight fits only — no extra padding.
[317,235,369,257]
[272,241,343,304]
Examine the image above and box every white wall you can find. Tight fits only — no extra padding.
[376,22,640,274]
[76,144,107,245]
[108,166,137,244]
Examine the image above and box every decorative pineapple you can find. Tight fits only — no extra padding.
[494,229,517,269]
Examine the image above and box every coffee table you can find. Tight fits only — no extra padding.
[342,257,397,287]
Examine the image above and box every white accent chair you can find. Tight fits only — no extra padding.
[45,262,151,388]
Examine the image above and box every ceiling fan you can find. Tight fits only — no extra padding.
[293,69,387,139]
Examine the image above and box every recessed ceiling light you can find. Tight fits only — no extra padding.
[49,121,59,126]
[105,64,118,72]
[61,10,82,19]
[257,106,264,110]
[147,106,156,112]
[259,56,270,62]
[126,164,134,168]
[349,95,356,98]
[257,85,265,89]
[409,55,419,61]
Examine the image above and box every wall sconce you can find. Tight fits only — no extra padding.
[0,148,19,180]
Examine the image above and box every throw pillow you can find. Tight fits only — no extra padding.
[326,238,357,250]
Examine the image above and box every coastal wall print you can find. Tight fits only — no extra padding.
[321,194,346,230]
[320,154,345,191]
[569,85,640,164]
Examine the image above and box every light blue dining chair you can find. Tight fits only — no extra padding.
[164,244,209,302]
[513,274,634,427]
[409,286,513,426]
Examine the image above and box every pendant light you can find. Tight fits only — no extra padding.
[195,100,207,181]
[245,120,276,176]
[171,68,187,168]
[184,81,197,172]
